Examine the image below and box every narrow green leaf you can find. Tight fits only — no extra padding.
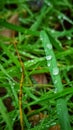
[40,30,71,130]
[0,98,13,130]
[0,19,39,36]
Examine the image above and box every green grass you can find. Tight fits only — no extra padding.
[0,0,73,130]
[40,30,71,130]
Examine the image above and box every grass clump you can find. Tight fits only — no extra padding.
[0,0,73,130]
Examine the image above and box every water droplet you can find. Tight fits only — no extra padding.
[51,29,55,33]
[40,37,43,41]
[58,15,62,19]
[13,118,15,121]
[67,36,71,40]
[31,60,34,62]
[47,63,50,67]
[10,70,13,72]
[47,2,51,6]
[22,52,26,55]
[13,83,15,86]
[46,55,52,60]
[51,122,56,126]
[11,86,14,89]
[54,80,57,84]
[46,124,49,128]
[54,88,57,93]
[47,44,52,49]
[53,68,59,75]
[20,68,22,72]
[59,42,62,47]
[62,16,66,20]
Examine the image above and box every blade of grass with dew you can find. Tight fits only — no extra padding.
[0,64,19,106]
[0,98,13,130]
[24,86,73,109]
[45,27,73,38]
[45,29,63,51]
[55,10,73,25]
[8,79,19,105]
[0,63,14,81]
[40,30,71,130]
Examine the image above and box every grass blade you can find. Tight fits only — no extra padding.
[40,30,71,130]
[0,19,39,36]
[0,98,13,130]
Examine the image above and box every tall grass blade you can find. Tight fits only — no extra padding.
[0,98,13,130]
[40,30,71,130]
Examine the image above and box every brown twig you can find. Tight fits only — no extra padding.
[12,39,24,130]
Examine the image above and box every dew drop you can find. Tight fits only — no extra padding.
[31,60,34,62]
[13,118,15,121]
[10,70,13,72]
[53,68,59,75]
[20,68,22,72]
[51,122,56,126]
[47,2,51,6]
[54,80,57,84]
[62,16,66,20]
[51,29,55,33]
[46,124,49,128]
[11,86,14,89]
[47,63,50,67]
[22,52,26,55]
[67,36,71,40]
[54,88,57,93]
[13,83,15,86]
[58,15,62,19]
[46,55,52,60]
[47,44,52,49]
[40,37,43,41]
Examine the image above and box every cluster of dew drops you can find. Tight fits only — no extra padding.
[40,36,59,88]
[46,43,59,76]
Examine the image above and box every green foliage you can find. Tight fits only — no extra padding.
[40,30,71,130]
[0,0,73,130]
